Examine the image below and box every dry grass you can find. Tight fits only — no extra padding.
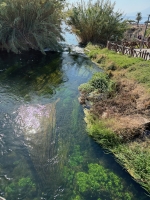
[90,78,150,140]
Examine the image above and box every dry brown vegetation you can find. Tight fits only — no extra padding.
[85,78,150,141]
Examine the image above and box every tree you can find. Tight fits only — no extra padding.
[66,0,127,45]
[0,0,65,54]
[136,12,142,26]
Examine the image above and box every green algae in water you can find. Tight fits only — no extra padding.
[63,160,145,200]
[0,152,38,200]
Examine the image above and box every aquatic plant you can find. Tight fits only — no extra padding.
[0,0,64,54]
[75,163,134,200]
[71,99,80,131]
[15,99,60,192]
[4,177,36,199]
[63,145,84,191]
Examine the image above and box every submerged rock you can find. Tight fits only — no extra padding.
[15,99,60,188]
[0,197,6,200]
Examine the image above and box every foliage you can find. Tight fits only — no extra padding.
[66,0,127,45]
[79,72,116,95]
[136,12,142,26]
[63,145,85,193]
[145,27,150,37]
[0,0,64,54]
[112,140,150,194]
[89,72,111,92]
[127,20,136,24]
[84,109,122,149]
[78,83,95,93]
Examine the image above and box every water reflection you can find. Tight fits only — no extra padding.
[0,51,65,102]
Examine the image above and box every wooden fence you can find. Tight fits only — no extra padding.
[107,41,150,60]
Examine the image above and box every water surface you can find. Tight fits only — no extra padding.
[0,48,149,200]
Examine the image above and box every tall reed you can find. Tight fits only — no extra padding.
[0,0,64,54]
[67,0,127,45]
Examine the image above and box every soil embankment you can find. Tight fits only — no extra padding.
[78,44,150,194]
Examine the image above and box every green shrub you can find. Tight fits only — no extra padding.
[89,72,110,92]
[0,0,64,54]
[78,83,95,93]
[78,72,116,95]
[66,0,127,45]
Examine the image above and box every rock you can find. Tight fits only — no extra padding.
[78,96,86,105]
[15,99,60,188]
[0,197,6,200]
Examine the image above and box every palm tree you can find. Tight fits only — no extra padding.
[136,12,142,26]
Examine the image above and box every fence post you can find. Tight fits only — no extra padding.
[122,46,125,55]
[107,41,110,49]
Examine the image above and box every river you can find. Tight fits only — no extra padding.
[0,28,150,200]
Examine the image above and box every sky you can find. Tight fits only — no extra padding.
[111,0,150,15]
[67,0,150,16]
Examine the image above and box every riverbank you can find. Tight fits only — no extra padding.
[79,44,150,194]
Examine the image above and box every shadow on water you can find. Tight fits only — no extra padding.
[0,51,65,103]
[0,50,149,200]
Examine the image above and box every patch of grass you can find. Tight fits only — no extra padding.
[85,44,150,92]
[85,45,144,69]
[84,109,122,149]
[127,64,150,90]
[112,140,150,194]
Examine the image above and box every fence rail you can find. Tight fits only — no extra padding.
[107,41,150,60]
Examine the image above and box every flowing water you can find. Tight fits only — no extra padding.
[0,34,150,200]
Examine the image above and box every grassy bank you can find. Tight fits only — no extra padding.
[79,44,150,194]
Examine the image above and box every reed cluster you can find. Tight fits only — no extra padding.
[67,0,127,45]
[0,0,64,54]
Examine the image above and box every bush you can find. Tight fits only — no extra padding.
[0,0,64,54]
[78,72,116,95]
[66,0,127,45]
[78,83,94,93]
[89,72,110,92]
